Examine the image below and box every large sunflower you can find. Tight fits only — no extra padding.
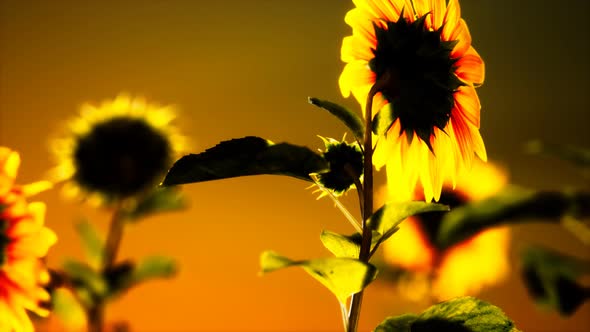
[339,0,486,202]
[382,161,510,300]
[50,95,185,204]
[1,147,57,332]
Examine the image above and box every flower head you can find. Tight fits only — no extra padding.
[382,161,510,300]
[340,0,486,201]
[1,147,57,332]
[315,136,364,197]
[51,95,185,204]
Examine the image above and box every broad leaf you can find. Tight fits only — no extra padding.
[51,288,86,330]
[374,314,417,332]
[308,97,365,141]
[369,201,448,252]
[369,201,449,235]
[105,256,178,298]
[162,136,328,186]
[320,230,361,258]
[521,246,590,315]
[125,187,187,220]
[375,296,520,332]
[437,188,590,248]
[320,230,384,259]
[75,219,104,268]
[62,260,108,298]
[260,251,377,303]
[131,255,178,283]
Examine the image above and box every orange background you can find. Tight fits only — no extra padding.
[1,1,589,331]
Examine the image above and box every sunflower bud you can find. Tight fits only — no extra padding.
[316,137,363,196]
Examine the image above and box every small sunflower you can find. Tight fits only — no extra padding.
[50,95,185,204]
[1,147,57,332]
[313,136,364,198]
[340,0,486,202]
[382,161,510,301]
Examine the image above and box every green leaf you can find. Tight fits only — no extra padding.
[62,259,108,298]
[131,255,178,283]
[521,246,590,315]
[260,251,377,303]
[162,136,329,186]
[525,140,590,168]
[320,230,384,259]
[125,187,187,220]
[369,201,449,235]
[51,288,86,330]
[369,201,449,252]
[105,256,178,298]
[372,104,395,136]
[374,314,418,332]
[74,219,104,268]
[375,296,521,332]
[437,188,590,249]
[320,230,361,258]
[308,97,365,141]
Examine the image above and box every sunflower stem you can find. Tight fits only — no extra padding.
[347,84,379,332]
[87,202,126,332]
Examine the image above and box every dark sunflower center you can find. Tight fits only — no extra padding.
[73,117,171,198]
[370,14,464,147]
[415,189,467,249]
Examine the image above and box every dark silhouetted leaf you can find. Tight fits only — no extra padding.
[521,246,590,315]
[260,251,377,303]
[375,296,521,332]
[308,97,365,141]
[125,187,187,220]
[437,188,590,249]
[162,136,328,186]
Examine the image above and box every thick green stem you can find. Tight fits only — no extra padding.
[347,85,379,332]
[87,203,125,332]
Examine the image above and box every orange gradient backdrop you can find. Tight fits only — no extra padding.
[1,1,589,331]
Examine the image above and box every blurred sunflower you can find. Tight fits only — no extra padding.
[382,161,510,301]
[50,95,185,204]
[340,0,486,201]
[1,147,57,332]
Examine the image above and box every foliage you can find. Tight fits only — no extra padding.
[375,297,521,332]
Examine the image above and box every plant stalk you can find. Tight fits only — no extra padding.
[87,203,125,332]
[347,84,379,332]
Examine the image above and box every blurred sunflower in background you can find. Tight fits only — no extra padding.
[50,95,185,205]
[382,161,510,301]
[340,0,486,202]
[1,147,57,332]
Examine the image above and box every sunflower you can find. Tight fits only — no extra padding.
[339,0,486,202]
[382,161,510,300]
[1,147,57,332]
[50,95,185,204]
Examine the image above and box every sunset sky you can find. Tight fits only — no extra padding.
[1,1,589,331]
